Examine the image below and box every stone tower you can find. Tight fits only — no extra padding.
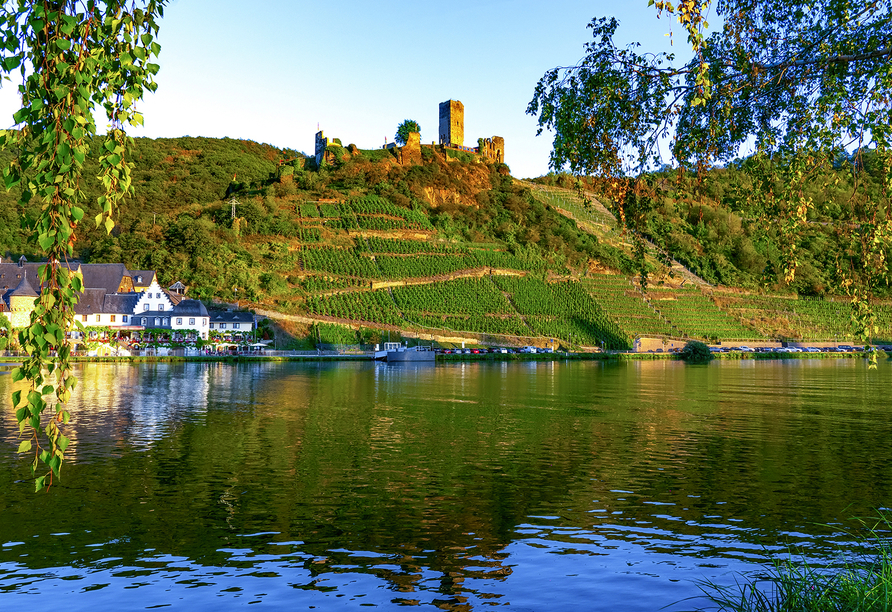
[7,274,38,328]
[439,100,464,147]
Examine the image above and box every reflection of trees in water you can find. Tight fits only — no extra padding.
[2,360,892,604]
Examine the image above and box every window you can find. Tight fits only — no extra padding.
[144,304,149,311]
[123,315,128,323]
[141,318,147,325]
[82,315,88,322]
[96,315,101,323]
[163,318,169,326]
[176,318,182,325]
[154,318,160,326]
[189,318,195,326]
[233,323,240,330]
[156,293,161,299]
[110,315,116,323]
[158,304,164,311]
[220,323,226,329]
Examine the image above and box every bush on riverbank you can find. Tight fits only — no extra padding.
[681,340,713,363]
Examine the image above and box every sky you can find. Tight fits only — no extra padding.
[0,0,702,179]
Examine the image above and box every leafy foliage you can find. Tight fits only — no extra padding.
[0,0,165,490]
[528,0,892,341]
[680,340,712,363]
[395,119,420,146]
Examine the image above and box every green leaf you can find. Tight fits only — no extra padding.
[57,435,70,453]
[17,439,31,453]
[55,38,71,51]
[35,475,46,492]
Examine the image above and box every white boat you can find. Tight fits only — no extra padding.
[376,342,436,362]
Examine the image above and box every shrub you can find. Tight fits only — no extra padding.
[680,340,713,362]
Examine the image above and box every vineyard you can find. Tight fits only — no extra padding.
[581,274,675,338]
[250,181,892,348]
[491,276,631,349]
[714,291,892,342]
[644,286,765,341]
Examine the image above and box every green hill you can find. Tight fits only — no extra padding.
[2,136,891,348]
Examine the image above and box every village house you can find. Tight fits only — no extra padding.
[0,258,211,340]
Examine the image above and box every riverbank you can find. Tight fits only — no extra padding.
[0,350,884,368]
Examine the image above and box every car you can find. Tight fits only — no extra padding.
[787,347,802,353]
[804,347,821,353]
[738,346,754,352]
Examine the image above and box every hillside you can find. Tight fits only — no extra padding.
[2,136,891,348]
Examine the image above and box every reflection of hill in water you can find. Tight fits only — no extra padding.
[1,360,891,609]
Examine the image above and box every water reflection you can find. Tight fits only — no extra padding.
[0,359,890,610]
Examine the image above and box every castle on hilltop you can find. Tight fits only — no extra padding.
[315,99,504,167]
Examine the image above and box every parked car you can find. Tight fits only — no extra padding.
[804,347,821,353]
[738,346,754,352]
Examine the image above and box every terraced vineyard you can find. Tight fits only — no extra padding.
[714,291,892,342]
[270,186,890,348]
[491,276,631,349]
[582,274,675,338]
[393,278,529,336]
[645,286,765,341]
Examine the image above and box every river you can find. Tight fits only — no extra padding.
[1,358,890,610]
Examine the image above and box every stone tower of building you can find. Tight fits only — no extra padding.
[439,100,464,147]
[7,274,38,328]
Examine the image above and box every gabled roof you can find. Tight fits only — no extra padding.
[0,263,48,294]
[166,290,185,306]
[208,310,254,324]
[130,270,156,285]
[79,263,133,293]
[173,300,209,317]
[74,288,107,315]
[102,293,140,315]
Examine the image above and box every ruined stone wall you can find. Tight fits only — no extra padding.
[478,136,505,163]
[438,100,464,147]
[399,131,422,166]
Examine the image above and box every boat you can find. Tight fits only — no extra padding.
[375,342,436,363]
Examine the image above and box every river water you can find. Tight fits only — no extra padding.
[1,358,890,611]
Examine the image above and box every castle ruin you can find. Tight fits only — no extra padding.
[316,99,504,167]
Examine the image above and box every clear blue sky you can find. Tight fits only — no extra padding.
[0,1,706,178]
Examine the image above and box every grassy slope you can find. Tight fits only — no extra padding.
[2,136,890,348]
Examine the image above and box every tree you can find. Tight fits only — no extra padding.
[395,119,420,146]
[680,339,713,363]
[528,0,891,347]
[0,0,165,490]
